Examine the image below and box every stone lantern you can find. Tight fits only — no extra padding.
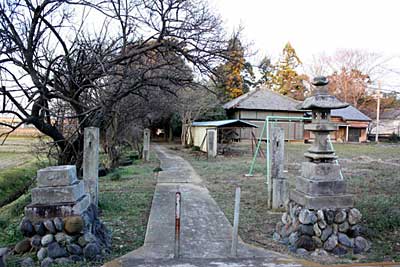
[274,77,370,255]
[291,76,353,209]
[301,76,348,162]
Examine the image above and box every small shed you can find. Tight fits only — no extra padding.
[189,119,258,152]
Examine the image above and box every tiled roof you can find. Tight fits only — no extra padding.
[380,109,400,120]
[223,86,302,112]
[331,106,371,121]
[191,119,258,128]
[223,86,371,122]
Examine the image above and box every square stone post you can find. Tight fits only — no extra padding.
[207,128,217,158]
[83,127,99,206]
[271,127,288,210]
[143,128,150,161]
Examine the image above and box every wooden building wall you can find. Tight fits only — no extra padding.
[231,110,306,141]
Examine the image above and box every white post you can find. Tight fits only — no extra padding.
[375,82,381,143]
[207,128,217,158]
[83,127,100,206]
[143,128,150,161]
[231,187,241,257]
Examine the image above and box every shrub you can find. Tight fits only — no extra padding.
[358,194,400,234]
[110,172,121,181]
[388,132,400,143]
[127,152,139,160]
[191,146,200,151]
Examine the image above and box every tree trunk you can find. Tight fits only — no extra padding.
[168,124,173,143]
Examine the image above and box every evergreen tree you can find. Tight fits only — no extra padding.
[257,56,274,86]
[215,33,254,101]
[270,42,307,100]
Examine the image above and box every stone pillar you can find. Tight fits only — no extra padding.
[25,165,90,221]
[207,128,217,158]
[271,127,288,210]
[21,165,111,265]
[83,127,99,206]
[0,247,7,267]
[143,128,150,161]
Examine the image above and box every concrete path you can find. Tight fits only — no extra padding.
[101,145,400,267]
[103,145,313,267]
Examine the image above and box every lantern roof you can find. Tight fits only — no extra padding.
[300,76,349,110]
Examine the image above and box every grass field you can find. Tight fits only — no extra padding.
[171,141,400,264]
[0,137,40,169]
[0,136,158,266]
[0,145,158,266]
[99,154,158,258]
[0,137,43,208]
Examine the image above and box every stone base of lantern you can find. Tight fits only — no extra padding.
[290,189,354,210]
[15,166,111,265]
[274,201,371,255]
[17,204,112,265]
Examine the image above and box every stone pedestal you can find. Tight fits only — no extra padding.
[20,165,111,265]
[274,201,370,255]
[290,162,353,210]
[25,165,89,222]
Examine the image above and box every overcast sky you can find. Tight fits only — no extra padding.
[208,0,400,83]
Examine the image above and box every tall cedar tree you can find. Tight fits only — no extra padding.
[270,42,307,100]
[257,56,274,86]
[215,34,254,101]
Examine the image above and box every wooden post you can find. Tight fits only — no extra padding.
[83,127,100,206]
[231,187,241,257]
[143,128,150,161]
[270,127,288,210]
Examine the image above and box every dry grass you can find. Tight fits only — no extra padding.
[170,141,400,264]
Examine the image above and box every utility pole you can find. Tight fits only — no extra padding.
[375,81,382,143]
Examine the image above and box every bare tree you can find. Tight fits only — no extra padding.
[305,49,395,115]
[0,0,228,167]
[176,85,221,146]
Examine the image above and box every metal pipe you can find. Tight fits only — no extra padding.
[174,192,181,258]
[247,119,267,176]
[327,135,344,180]
[248,116,311,177]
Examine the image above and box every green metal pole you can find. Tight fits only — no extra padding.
[247,118,267,176]
[328,135,344,179]
[247,116,311,178]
